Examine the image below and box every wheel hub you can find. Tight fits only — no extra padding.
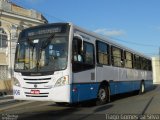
[99,89,106,100]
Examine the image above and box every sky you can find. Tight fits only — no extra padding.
[11,0,160,57]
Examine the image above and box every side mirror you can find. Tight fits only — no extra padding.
[74,33,84,51]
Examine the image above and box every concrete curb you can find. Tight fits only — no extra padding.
[0,91,12,98]
[0,95,13,100]
[0,99,16,106]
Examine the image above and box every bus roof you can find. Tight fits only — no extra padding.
[21,22,151,60]
[70,22,151,60]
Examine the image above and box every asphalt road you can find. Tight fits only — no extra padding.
[0,85,160,120]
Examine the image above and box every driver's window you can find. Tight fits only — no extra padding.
[73,38,83,62]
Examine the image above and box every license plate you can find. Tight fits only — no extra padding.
[30,90,40,94]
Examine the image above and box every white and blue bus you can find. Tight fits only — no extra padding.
[13,23,152,105]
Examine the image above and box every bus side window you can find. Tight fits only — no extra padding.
[111,46,123,67]
[83,42,95,65]
[72,38,95,73]
[96,41,110,65]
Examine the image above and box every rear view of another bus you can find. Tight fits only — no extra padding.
[13,23,72,103]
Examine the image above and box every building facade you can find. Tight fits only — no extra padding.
[152,57,160,84]
[0,0,47,80]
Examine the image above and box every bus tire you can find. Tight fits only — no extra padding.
[55,102,67,106]
[96,85,110,105]
[139,81,145,94]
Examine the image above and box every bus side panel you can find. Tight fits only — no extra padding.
[110,80,153,95]
[70,80,153,103]
[145,80,153,90]
[71,83,99,103]
[110,81,140,95]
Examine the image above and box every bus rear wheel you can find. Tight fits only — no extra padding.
[139,81,145,94]
[96,85,110,105]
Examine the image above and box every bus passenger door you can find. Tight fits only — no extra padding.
[72,36,96,102]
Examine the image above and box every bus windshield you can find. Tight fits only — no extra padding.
[14,35,68,73]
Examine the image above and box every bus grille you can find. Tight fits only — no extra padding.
[25,92,49,97]
[23,78,51,84]
[24,78,51,81]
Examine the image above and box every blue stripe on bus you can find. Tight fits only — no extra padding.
[110,80,153,95]
[71,83,99,103]
[109,81,141,95]
[71,80,153,103]
[144,80,153,89]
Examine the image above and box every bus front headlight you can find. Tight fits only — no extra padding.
[54,76,69,87]
[13,77,21,87]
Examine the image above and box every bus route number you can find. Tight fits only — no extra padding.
[13,89,20,95]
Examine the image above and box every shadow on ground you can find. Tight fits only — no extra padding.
[18,85,157,120]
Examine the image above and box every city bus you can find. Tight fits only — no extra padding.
[13,23,152,105]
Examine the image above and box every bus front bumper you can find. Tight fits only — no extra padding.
[13,85,71,103]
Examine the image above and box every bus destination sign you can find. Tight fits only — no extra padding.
[27,27,62,37]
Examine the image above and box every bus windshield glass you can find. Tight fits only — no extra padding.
[15,36,68,73]
[14,24,69,73]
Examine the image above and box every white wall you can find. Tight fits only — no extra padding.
[152,57,160,84]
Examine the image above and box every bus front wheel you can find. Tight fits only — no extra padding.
[96,85,110,105]
[55,102,67,106]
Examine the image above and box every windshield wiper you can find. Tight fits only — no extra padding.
[42,33,55,49]
[36,33,55,71]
